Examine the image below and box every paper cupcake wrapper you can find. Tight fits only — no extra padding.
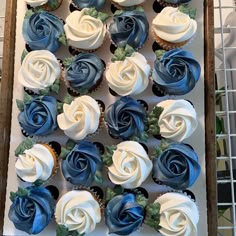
[158,0,178,7]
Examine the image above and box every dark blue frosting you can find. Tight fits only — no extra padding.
[66,53,104,92]
[105,97,148,140]
[109,10,149,50]
[22,11,64,52]
[61,141,102,186]
[8,186,54,235]
[18,95,58,136]
[153,143,201,190]
[105,193,144,235]
[72,0,106,9]
[152,49,201,95]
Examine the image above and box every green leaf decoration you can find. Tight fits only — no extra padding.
[58,33,67,45]
[97,11,110,23]
[145,203,161,231]
[47,0,59,8]
[39,87,50,96]
[24,93,33,104]
[216,116,223,135]
[60,147,70,160]
[112,45,135,62]
[64,94,74,104]
[130,131,149,142]
[34,179,45,186]
[10,187,30,202]
[106,186,124,202]
[24,9,34,19]
[94,170,103,186]
[16,99,24,112]
[21,50,29,64]
[135,6,144,12]
[153,139,171,158]
[15,138,34,156]
[178,4,197,19]
[63,56,75,68]
[66,139,76,150]
[155,50,166,60]
[114,10,124,16]
[57,101,63,114]
[136,194,148,208]
[51,79,60,94]
[56,224,84,236]
[102,145,117,166]
[148,106,164,135]
[84,8,109,23]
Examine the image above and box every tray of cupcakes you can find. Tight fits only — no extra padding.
[3,0,206,235]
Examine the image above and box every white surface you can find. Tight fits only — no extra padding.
[3,0,207,235]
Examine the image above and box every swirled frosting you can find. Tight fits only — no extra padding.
[106,52,150,96]
[157,99,198,142]
[72,0,105,10]
[105,96,148,140]
[112,0,145,7]
[152,49,201,95]
[108,141,152,188]
[153,142,201,190]
[61,141,102,186]
[18,50,60,90]
[152,7,197,43]
[64,9,106,50]
[65,53,104,92]
[105,193,144,235]
[18,95,58,136]
[55,190,101,234]
[25,0,48,7]
[23,11,65,52]
[8,186,54,234]
[155,192,199,236]
[57,95,101,140]
[109,10,149,50]
[15,144,55,183]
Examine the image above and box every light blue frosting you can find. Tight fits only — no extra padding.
[22,11,64,52]
[152,49,201,95]
[72,0,106,9]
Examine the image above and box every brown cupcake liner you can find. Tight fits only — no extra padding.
[158,0,178,7]
[40,0,63,11]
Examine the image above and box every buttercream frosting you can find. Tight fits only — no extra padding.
[25,0,48,7]
[108,141,152,188]
[72,0,105,10]
[112,0,145,7]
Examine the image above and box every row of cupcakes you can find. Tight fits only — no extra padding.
[9,184,199,235]
[22,5,197,53]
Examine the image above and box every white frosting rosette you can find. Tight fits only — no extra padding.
[25,0,48,7]
[55,190,101,234]
[57,95,101,140]
[15,144,55,182]
[106,52,150,96]
[152,7,197,43]
[18,50,61,90]
[155,192,199,236]
[64,9,106,50]
[108,141,152,188]
[112,0,145,7]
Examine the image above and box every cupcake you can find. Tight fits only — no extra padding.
[157,0,191,7]
[103,141,153,188]
[25,0,63,11]
[109,8,149,50]
[8,186,55,234]
[152,49,201,95]
[57,95,103,140]
[61,140,103,186]
[154,192,199,235]
[55,189,102,235]
[64,8,109,52]
[17,93,58,136]
[70,0,106,10]
[152,140,201,190]
[111,0,145,10]
[14,138,59,184]
[106,45,151,96]
[18,50,61,95]
[63,53,105,95]
[152,6,197,50]
[22,10,66,52]
[148,99,198,142]
[105,96,148,141]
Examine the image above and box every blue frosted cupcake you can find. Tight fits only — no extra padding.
[70,0,106,10]
[8,186,55,235]
[23,10,66,52]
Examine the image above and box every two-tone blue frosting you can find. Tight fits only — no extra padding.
[109,10,149,50]
[105,193,144,235]
[152,49,201,95]
[152,143,201,190]
[8,186,55,235]
[72,0,106,10]
[22,11,65,52]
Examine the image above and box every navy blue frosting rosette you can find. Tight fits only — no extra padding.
[71,0,106,10]
[152,49,201,95]
[152,141,201,190]
[22,10,65,52]
[8,186,55,235]
[109,9,149,50]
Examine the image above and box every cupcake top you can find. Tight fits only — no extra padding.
[112,0,145,7]
[25,0,48,7]
[8,186,55,235]
[152,141,201,190]
[61,141,102,186]
[155,192,199,236]
[18,50,61,93]
[64,53,104,94]
[152,7,197,43]
[105,96,148,140]
[109,9,149,50]
[64,8,108,50]
[149,99,198,142]
[23,10,65,52]
[152,49,201,95]
[72,0,106,10]
[106,46,150,96]
[106,141,153,188]
[17,94,58,136]
[55,190,101,235]
[57,95,101,140]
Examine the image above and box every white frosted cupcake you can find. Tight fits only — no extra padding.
[25,0,63,11]
[111,0,145,9]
